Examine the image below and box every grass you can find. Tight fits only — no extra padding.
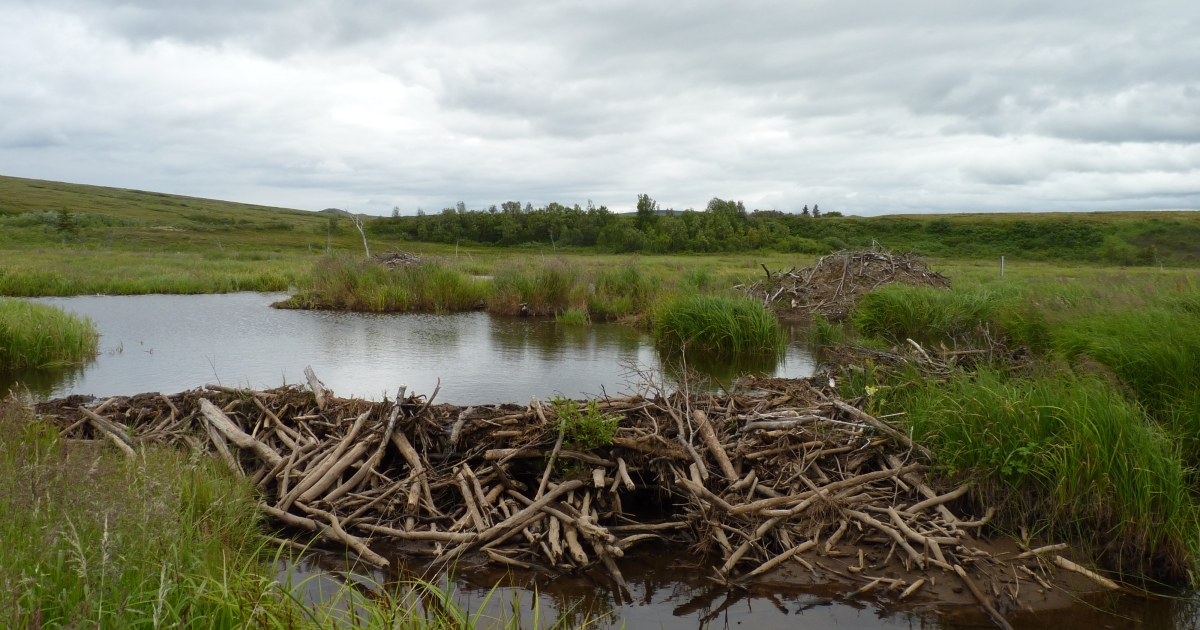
[276,254,488,313]
[555,309,591,325]
[850,367,1199,582]
[0,400,600,628]
[489,260,583,316]
[652,294,784,354]
[0,298,99,368]
[852,284,1014,344]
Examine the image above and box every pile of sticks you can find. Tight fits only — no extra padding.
[374,251,422,269]
[40,367,1110,628]
[741,247,951,321]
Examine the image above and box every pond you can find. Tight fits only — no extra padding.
[2,292,815,403]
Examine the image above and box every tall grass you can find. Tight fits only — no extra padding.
[852,284,1012,344]
[856,368,1199,581]
[587,264,659,320]
[652,295,784,354]
[489,260,583,316]
[279,255,487,313]
[0,298,98,368]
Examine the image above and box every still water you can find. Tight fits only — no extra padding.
[2,292,815,402]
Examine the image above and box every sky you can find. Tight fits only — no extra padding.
[1,1,1198,216]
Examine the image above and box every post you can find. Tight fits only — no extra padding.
[1001,256,1005,279]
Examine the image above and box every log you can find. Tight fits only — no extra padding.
[356,523,475,543]
[905,484,970,514]
[198,399,282,467]
[694,410,737,481]
[304,366,331,410]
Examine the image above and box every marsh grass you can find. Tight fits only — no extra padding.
[851,368,1199,581]
[278,255,487,313]
[587,264,659,320]
[852,284,1013,344]
[652,295,784,354]
[489,260,583,316]
[555,309,591,325]
[0,298,99,368]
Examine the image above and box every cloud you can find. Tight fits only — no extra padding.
[0,0,1197,215]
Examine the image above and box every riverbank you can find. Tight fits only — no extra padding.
[0,298,98,368]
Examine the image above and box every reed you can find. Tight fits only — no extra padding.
[278,255,487,313]
[652,294,784,354]
[852,284,1011,343]
[488,260,583,316]
[587,263,659,320]
[555,308,591,325]
[0,298,98,368]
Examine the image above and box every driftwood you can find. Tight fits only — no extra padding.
[41,367,1090,616]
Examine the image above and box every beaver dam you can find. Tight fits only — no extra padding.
[38,365,1133,629]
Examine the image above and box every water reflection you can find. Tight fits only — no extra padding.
[4,293,815,404]
[281,546,1200,630]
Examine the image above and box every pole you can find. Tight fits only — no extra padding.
[1001,256,1005,279]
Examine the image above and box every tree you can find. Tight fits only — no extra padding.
[55,207,77,233]
[812,204,822,218]
[391,206,400,218]
[801,205,810,218]
[350,214,371,259]
[635,194,659,232]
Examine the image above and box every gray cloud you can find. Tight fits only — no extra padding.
[0,0,1197,215]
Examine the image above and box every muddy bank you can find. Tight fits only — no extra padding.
[38,369,1126,627]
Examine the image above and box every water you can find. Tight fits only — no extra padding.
[2,292,815,403]
[283,547,1199,630]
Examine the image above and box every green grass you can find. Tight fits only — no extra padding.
[277,255,488,313]
[851,367,1199,582]
[489,260,583,316]
[652,294,784,354]
[852,284,1013,344]
[0,249,300,296]
[0,298,99,368]
[587,263,660,320]
[555,309,591,325]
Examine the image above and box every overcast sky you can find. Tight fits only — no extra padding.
[1,1,1198,215]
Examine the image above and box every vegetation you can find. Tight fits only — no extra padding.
[275,255,487,313]
[652,295,784,354]
[850,367,1197,580]
[550,396,620,450]
[0,298,99,368]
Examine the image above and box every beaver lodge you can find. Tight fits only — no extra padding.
[40,365,1125,630]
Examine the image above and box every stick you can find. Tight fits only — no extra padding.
[905,484,970,514]
[832,400,932,460]
[739,540,818,581]
[953,564,1014,630]
[1016,543,1069,559]
[80,409,137,459]
[694,410,737,481]
[1053,555,1120,590]
[899,578,926,599]
[304,366,331,411]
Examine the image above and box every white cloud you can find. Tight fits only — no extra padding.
[0,0,1198,215]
